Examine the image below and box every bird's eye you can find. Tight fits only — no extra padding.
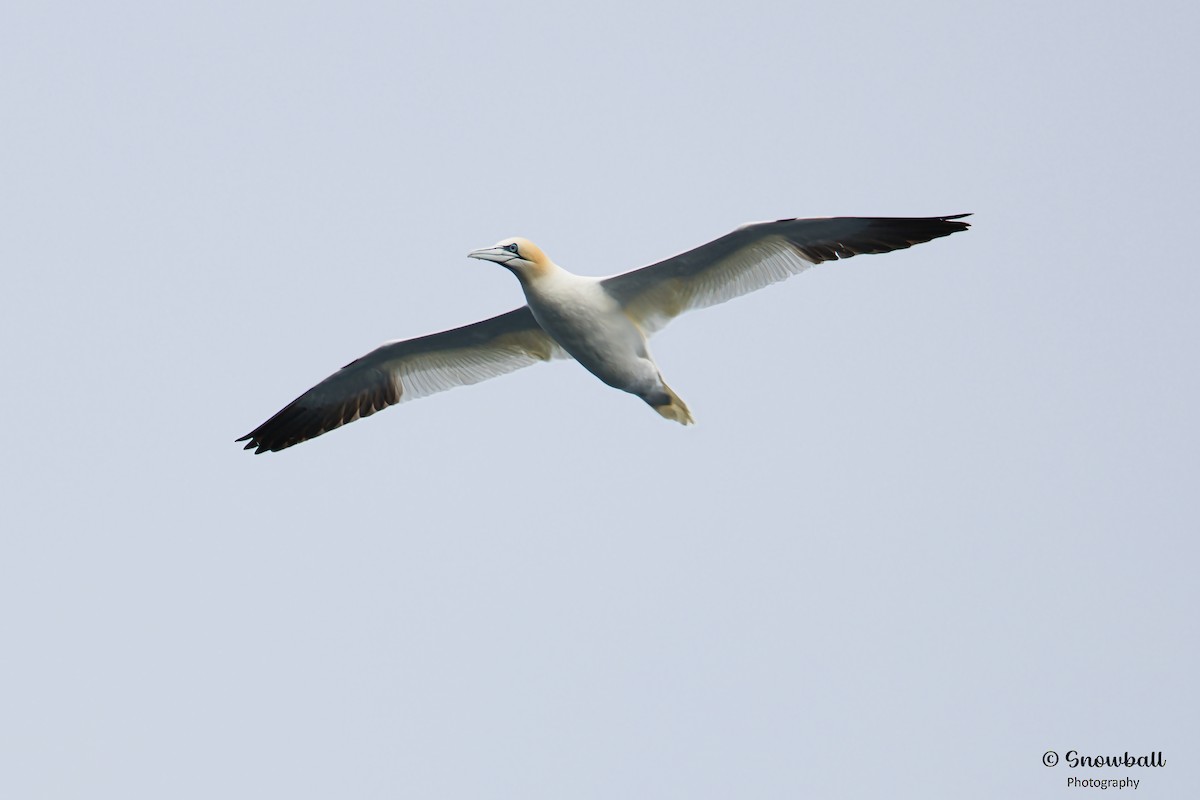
[506,243,519,254]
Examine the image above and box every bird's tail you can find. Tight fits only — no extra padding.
[652,383,694,426]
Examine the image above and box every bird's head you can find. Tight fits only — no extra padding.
[468,237,553,280]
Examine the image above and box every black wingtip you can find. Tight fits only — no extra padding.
[235,432,270,454]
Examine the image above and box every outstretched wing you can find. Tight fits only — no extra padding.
[603,215,971,334]
[237,306,565,453]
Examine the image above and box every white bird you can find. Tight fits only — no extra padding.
[238,214,970,453]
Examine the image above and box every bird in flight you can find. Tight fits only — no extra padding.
[238,214,970,453]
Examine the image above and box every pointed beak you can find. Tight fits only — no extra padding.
[468,246,511,264]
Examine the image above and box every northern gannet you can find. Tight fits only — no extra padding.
[238,215,970,453]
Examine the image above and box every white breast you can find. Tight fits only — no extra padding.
[522,271,659,393]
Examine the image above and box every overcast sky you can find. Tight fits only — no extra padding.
[2,1,1197,798]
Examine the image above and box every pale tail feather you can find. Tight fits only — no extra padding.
[653,383,694,425]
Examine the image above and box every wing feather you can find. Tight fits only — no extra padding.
[604,215,970,333]
[237,306,565,453]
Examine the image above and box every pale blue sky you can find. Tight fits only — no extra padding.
[2,2,1197,798]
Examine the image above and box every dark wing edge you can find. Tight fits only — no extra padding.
[236,306,555,454]
[771,213,972,263]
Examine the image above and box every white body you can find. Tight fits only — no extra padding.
[518,268,666,403]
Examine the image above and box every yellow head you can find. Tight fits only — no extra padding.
[467,237,554,280]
